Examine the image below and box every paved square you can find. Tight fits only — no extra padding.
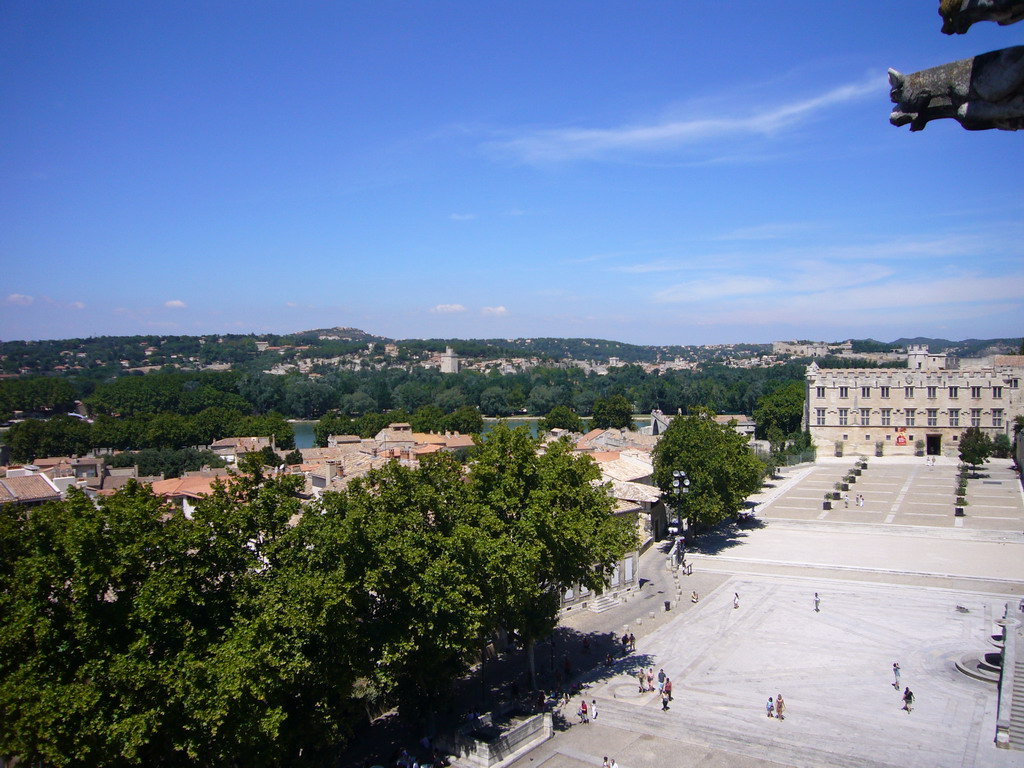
[508,457,1024,768]
[519,576,1018,768]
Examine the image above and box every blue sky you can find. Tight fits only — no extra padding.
[2,2,1022,345]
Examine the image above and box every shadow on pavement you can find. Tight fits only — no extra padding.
[687,517,766,556]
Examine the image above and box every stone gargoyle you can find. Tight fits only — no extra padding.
[939,0,1024,35]
[888,45,1024,130]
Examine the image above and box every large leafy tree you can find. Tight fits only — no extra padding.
[539,405,585,433]
[318,455,488,723]
[591,394,634,430]
[0,469,359,767]
[753,380,805,442]
[652,407,764,536]
[445,405,484,435]
[468,424,634,688]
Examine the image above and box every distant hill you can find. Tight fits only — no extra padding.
[294,327,389,344]
[889,337,1020,357]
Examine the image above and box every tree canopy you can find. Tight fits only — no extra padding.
[539,405,585,433]
[591,394,634,430]
[651,407,764,535]
[958,426,994,471]
[0,425,633,764]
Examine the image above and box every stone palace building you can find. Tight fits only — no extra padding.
[804,346,1023,458]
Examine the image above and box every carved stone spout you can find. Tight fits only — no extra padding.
[889,46,1024,130]
[939,0,1024,35]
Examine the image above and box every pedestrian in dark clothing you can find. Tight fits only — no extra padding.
[664,678,673,701]
[902,688,914,712]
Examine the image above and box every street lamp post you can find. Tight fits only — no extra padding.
[669,470,689,567]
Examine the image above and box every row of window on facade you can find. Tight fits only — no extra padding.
[815,382,1018,400]
[815,407,1005,428]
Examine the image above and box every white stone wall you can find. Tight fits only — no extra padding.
[805,362,1023,457]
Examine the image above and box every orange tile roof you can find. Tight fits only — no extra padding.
[150,475,223,500]
[0,475,61,503]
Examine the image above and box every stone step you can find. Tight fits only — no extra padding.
[588,595,620,614]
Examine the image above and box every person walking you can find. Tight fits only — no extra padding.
[691,590,699,603]
[766,697,775,717]
[902,688,914,713]
[603,758,610,768]
[590,699,598,720]
[646,668,655,693]
[638,670,646,694]
[892,662,901,689]
[661,689,670,711]
[843,493,849,508]
[733,592,740,609]
[579,698,589,724]
[664,677,673,701]
[657,668,666,692]
[813,592,820,612]
[775,694,785,720]
[629,633,636,651]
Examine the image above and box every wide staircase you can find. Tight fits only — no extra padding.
[1010,626,1024,749]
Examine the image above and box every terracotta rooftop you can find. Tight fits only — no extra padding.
[0,475,61,503]
[150,475,224,500]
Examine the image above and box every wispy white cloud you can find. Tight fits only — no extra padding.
[482,306,508,316]
[165,299,187,308]
[449,213,476,221]
[430,303,467,314]
[70,301,86,310]
[713,222,817,241]
[6,293,34,306]
[487,75,882,163]
[609,260,687,274]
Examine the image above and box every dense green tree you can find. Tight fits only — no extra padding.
[106,448,225,478]
[959,426,994,472]
[284,449,304,466]
[314,412,358,446]
[652,407,764,536]
[753,380,805,441]
[434,388,465,414]
[445,405,484,435]
[411,404,447,434]
[0,474,360,767]
[526,384,565,416]
[479,386,512,417]
[992,432,1012,459]
[340,390,376,416]
[318,455,488,721]
[468,425,634,688]
[591,394,634,430]
[539,405,584,433]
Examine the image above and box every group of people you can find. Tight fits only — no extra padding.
[635,667,674,710]
[843,493,866,508]
[620,632,636,653]
[765,694,786,720]
[893,662,914,712]
[601,758,619,768]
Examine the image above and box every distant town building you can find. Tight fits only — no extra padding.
[440,346,460,374]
